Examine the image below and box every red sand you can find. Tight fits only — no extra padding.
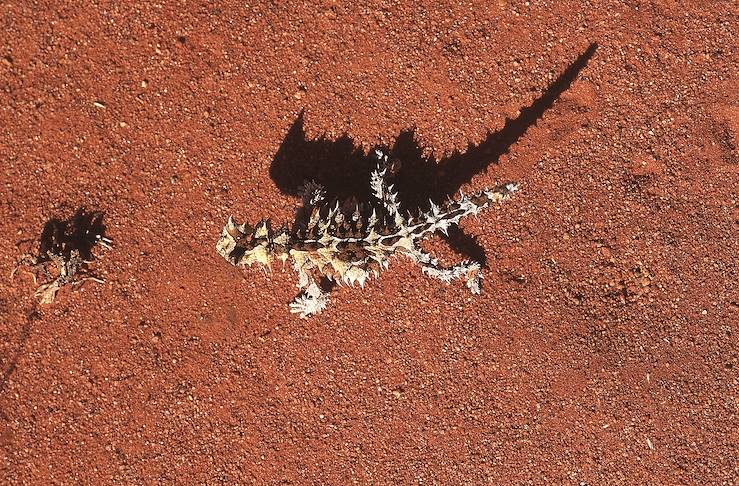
[1,1,737,483]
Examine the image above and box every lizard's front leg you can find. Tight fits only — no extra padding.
[295,180,327,233]
[289,263,330,318]
[406,247,484,295]
[370,149,404,227]
[299,180,326,209]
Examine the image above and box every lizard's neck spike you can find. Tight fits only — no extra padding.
[226,215,251,239]
[225,215,240,235]
[253,219,271,239]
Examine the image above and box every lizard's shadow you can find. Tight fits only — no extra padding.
[270,43,597,264]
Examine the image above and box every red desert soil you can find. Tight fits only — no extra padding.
[1,1,737,484]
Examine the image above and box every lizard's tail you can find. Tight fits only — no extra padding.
[411,182,519,238]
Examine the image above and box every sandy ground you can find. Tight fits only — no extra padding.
[1,1,737,484]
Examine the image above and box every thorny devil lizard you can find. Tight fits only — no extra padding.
[216,150,518,318]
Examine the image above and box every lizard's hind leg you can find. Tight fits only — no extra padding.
[407,247,484,295]
[289,264,330,318]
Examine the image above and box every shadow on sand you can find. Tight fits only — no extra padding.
[269,43,597,262]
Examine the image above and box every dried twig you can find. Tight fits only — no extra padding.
[11,209,111,304]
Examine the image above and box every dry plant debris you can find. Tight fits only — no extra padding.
[11,210,112,304]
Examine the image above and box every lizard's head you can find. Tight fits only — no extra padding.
[216,216,290,270]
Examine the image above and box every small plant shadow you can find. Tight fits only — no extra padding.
[35,208,108,262]
[270,43,597,261]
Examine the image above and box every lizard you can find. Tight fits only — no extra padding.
[216,150,518,318]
